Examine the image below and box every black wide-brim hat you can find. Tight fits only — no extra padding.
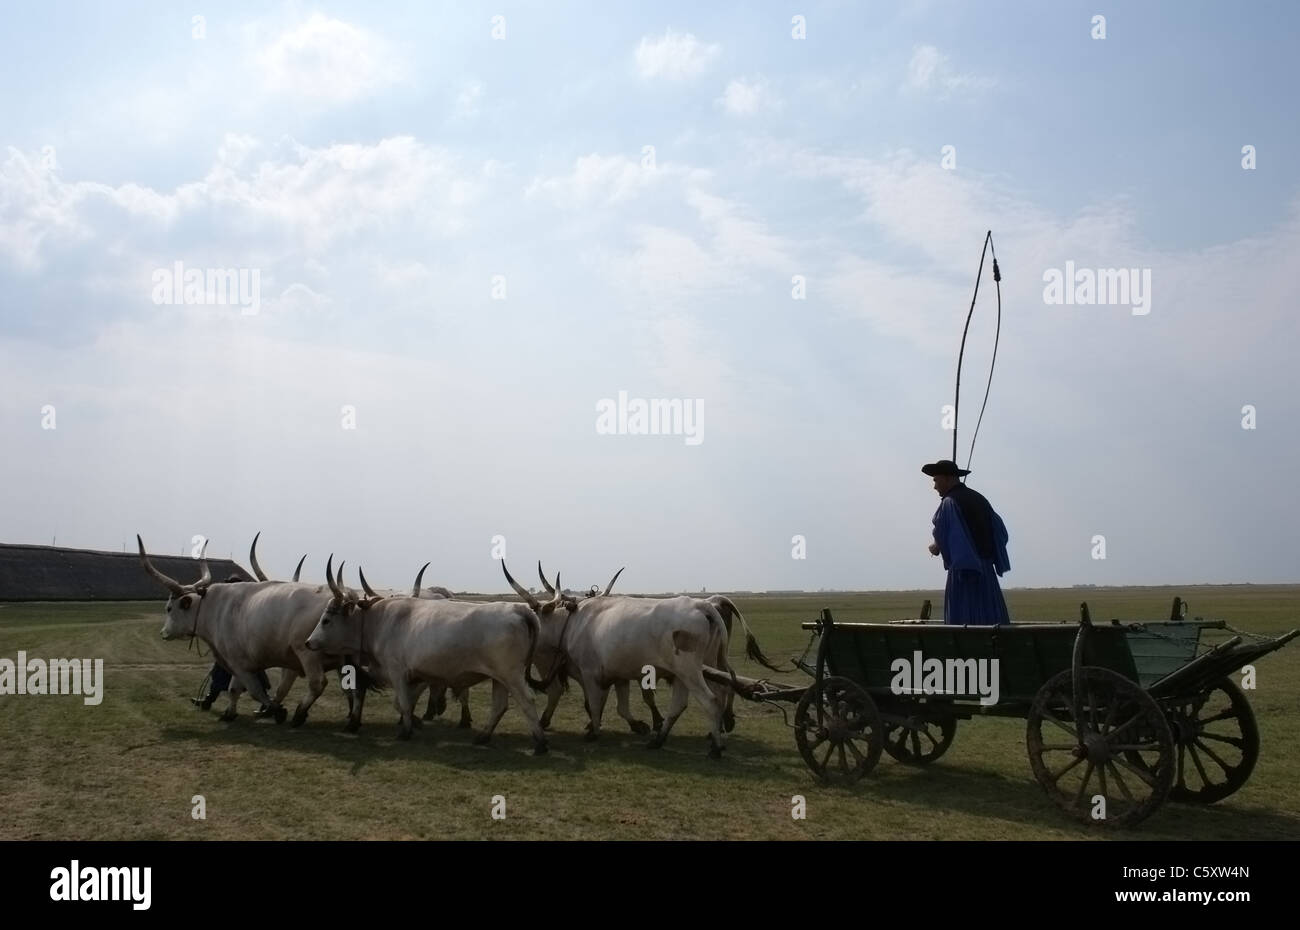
[922,459,971,477]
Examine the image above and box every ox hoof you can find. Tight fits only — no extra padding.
[458,714,473,729]
[533,741,549,756]
[539,715,553,731]
[290,707,309,728]
[650,716,664,732]
[629,720,651,735]
[345,718,361,733]
[271,705,288,725]
[583,729,600,743]
[722,711,736,734]
[396,727,413,741]
[411,717,424,729]
[218,709,237,722]
[473,733,492,746]
[421,709,438,721]
[708,744,724,760]
[645,737,665,750]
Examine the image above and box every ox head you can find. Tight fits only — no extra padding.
[306,555,380,653]
[503,560,574,620]
[537,561,623,602]
[137,534,213,640]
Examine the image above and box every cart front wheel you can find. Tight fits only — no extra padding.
[1128,677,1259,804]
[1027,667,1174,828]
[883,709,957,765]
[794,676,883,785]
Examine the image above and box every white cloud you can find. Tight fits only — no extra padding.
[717,77,772,116]
[257,13,403,104]
[904,44,994,96]
[634,29,720,81]
[526,153,687,207]
[453,80,484,119]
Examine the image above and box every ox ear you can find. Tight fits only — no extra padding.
[360,595,383,610]
[178,593,195,610]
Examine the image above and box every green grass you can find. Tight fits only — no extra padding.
[1,586,1297,840]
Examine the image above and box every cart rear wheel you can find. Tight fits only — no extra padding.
[883,710,957,765]
[1027,667,1174,828]
[1127,677,1258,804]
[794,676,883,785]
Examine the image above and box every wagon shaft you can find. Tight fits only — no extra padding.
[701,665,806,703]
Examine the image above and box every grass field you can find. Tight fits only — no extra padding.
[1,586,1297,840]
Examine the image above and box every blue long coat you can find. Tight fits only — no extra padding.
[932,492,1011,625]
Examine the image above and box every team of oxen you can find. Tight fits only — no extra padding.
[136,533,781,757]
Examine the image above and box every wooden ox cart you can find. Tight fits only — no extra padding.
[704,598,1297,827]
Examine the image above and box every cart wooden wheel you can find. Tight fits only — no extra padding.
[883,711,957,765]
[1026,667,1174,827]
[1126,677,1259,804]
[794,676,883,785]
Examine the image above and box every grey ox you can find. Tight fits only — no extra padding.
[305,558,551,754]
[140,536,373,727]
[503,562,773,758]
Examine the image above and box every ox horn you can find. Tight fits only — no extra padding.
[137,534,184,595]
[249,531,269,582]
[292,554,307,582]
[194,540,212,590]
[325,554,341,599]
[537,562,556,595]
[411,562,430,597]
[501,560,540,611]
[358,566,378,598]
[603,567,624,596]
[336,561,349,596]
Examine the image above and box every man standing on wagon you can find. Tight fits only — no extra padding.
[922,459,1011,625]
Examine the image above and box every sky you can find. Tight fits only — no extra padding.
[1,1,1297,595]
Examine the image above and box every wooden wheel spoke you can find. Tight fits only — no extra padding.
[1105,760,1135,802]
[1040,706,1078,739]
[1040,743,1079,751]
[1198,707,1238,726]
[1100,698,1119,736]
[1192,738,1233,776]
[819,741,836,770]
[1072,761,1096,806]
[845,736,866,765]
[1046,752,1085,784]
[1197,731,1244,750]
[1186,742,1212,786]
[1111,755,1159,789]
[1101,710,1145,743]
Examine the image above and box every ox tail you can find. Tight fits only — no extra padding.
[519,608,551,693]
[710,596,791,673]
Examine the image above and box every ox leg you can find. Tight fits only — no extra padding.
[614,681,650,735]
[641,683,665,732]
[683,669,726,758]
[539,678,563,730]
[504,676,548,756]
[289,655,327,728]
[422,686,446,721]
[474,681,509,746]
[456,687,473,728]
[219,679,244,721]
[581,681,611,742]
[272,669,297,706]
[393,677,416,740]
[234,668,287,724]
[647,679,690,749]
